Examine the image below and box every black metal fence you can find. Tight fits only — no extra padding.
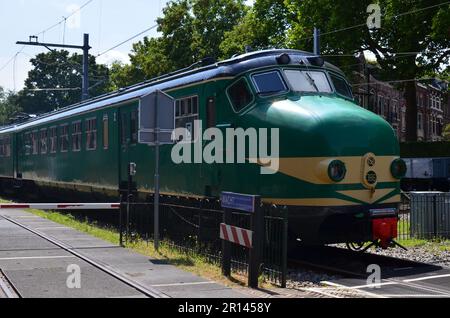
[398,192,450,240]
[119,199,288,287]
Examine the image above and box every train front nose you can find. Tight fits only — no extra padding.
[252,95,403,245]
[264,96,399,157]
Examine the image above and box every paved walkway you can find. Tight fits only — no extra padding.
[0,209,252,298]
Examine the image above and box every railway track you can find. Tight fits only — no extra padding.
[289,246,450,298]
[0,214,168,299]
[0,269,21,298]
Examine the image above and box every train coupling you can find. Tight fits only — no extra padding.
[370,208,399,249]
[372,218,398,249]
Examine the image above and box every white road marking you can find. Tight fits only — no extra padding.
[403,274,450,283]
[381,294,450,298]
[393,267,413,271]
[321,281,387,298]
[150,281,216,287]
[0,256,76,261]
[323,281,398,290]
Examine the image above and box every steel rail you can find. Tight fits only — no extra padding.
[0,269,21,298]
[0,215,169,298]
[289,246,450,297]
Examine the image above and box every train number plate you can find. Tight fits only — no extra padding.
[369,208,398,217]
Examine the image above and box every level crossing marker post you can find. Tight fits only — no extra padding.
[220,192,263,289]
[222,207,232,277]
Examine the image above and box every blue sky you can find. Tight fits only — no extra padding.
[0,0,183,91]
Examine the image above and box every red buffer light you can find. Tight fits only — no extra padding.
[372,218,398,249]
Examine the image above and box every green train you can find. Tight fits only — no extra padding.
[0,50,406,248]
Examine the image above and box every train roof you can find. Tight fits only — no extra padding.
[0,49,346,134]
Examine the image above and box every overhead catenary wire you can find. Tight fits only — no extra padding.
[351,77,436,87]
[97,24,158,57]
[0,1,95,88]
[0,46,25,74]
[34,0,95,38]
[25,88,81,92]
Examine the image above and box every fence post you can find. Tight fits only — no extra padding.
[222,208,232,277]
[433,194,438,238]
[119,196,124,247]
[126,162,138,243]
[248,196,263,289]
[281,206,288,288]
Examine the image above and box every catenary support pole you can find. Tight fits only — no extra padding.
[17,34,91,101]
[154,93,160,251]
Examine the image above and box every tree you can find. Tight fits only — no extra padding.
[109,0,248,88]
[109,38,170,90]
[191,0,248,60]
[16,50,111,114]
[0,87,21,126]
[221,0,290,57]
[285,0,450,141]
[443,124,450,141]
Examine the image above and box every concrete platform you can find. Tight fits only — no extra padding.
[0,209,250,298]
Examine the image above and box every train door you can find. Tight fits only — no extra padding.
[118,104,140,192]
[204,96,221,196]
[13,133,20,179]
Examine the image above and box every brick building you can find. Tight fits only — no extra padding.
[351,62,449,142]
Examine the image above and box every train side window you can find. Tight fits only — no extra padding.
[175,96,199,142]
[1,135,11,158]
[207,97,216,128]
[72,121,82,152]
[121,113,129,145]
[49,127,57,154]
[24,132,31,156]
[32,131,39,155]
[130,111,138,144]
[227,78,254,112]
[60,124,69,153]
[329,73,353,99]
[6,136,11,157]
[0,137,4,157]
[103,115,109,150]
[86,118,97,151]
[40,129,48,155]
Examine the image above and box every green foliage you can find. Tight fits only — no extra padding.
[109,0,248,88]
[0,87,21,126]
[109,38,170,89]
[284,0,449,141]
[221,0,290,58]
[191,0,248,59]
[443,124,450,141]
[16,50,111,114]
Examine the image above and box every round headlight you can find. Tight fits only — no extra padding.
[328,160,347,182]
[391,158,407,179]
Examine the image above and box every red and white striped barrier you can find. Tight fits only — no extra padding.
[0,203,120,210]
[220,223,253,248]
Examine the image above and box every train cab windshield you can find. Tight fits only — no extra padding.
[284,70,333,94]
[329,73,353,99]
[252,71,287,95]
